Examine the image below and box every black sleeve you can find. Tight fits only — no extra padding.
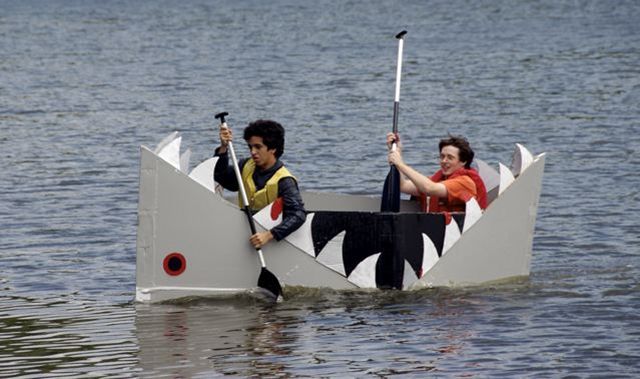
[270,177,307,241]
[213,149,241,192]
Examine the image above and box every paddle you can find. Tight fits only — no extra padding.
[381,30,407,212]
[214,112,284,301]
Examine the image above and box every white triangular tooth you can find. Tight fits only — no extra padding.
[189,157,220,193]
[157,135,181,170]
[316,230,346,275]
[179,148,191,173]
[442,218,461,255]
[284,213,316,258]
[154,131,179,154]
[347,253,380,288]
[499,162,515,195]
[510,143,534,177]
[475,158,500,193]
[402,260,419,290]
[463,197,482,233]
[421,233,439,276]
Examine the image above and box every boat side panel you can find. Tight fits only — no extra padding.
[153,153,258,290]
[136,147,158,292]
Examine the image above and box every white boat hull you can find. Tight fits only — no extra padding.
[136,134,545,303]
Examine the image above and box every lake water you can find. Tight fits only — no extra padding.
[1,0,639,377]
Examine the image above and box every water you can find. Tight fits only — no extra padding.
[1,0,639,376]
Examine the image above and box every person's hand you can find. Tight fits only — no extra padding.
[388,149,404,166]
[386,132,401,150]
[250,231,274,249]
[219,125,233,147]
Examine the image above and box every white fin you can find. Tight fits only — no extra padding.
[189,157,220,193]
[510,143,534,177]
[402,260,419,290]
[421,233,439,277]
[347,253,380,288]
[316,230,346,275]
[475,158,500,194]
[499,162,515,195]
[154,131,179,154]
[285,213,316,258]
[157,135,181,170]
[463,197,482,233]
[179,148,191,173]
[442,217,461,255]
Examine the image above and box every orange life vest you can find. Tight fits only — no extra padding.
[419,168,488,212]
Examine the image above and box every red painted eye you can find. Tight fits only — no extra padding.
[163,252,186,276]
[271,197,283,220]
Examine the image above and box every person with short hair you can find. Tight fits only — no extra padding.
[215,120,306,248]
[386,132,488,212]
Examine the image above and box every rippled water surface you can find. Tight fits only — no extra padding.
[2,0,640,377]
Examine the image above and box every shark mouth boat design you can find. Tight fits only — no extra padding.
[135,132,545,303]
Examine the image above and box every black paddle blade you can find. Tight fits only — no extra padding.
[257,267,283,301]
[381,166,401,212]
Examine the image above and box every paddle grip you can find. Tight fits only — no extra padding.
[214,112,228,123]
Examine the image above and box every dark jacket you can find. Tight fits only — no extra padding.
[214,149,307,241]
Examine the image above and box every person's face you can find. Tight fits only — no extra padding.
[247,136,277,170]
[439,145,466,176]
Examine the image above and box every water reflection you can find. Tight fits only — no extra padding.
[135,296,297,377]
[0,294,138,377]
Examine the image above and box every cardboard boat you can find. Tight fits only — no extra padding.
[135,132,545,303]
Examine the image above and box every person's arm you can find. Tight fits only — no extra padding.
[385,131,442,197]
[270,177,307,241]
[399,176,420,197]
[388,149,447,198]
[212,124,240,191]
[248,177,306,248]
[213,150,240,191]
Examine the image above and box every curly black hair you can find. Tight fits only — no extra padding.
[243,120,285,158]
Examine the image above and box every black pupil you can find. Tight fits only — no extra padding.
[168,257,182,272]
